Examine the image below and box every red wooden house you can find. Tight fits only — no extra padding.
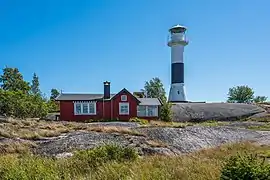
[56,81,162,121]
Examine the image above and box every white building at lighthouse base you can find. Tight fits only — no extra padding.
[168,83,187,102]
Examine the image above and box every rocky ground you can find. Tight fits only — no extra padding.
[1,102,270,158]
[33,121,270,158]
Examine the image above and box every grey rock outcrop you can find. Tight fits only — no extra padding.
[34,125,270,157]
[172,103,265,122]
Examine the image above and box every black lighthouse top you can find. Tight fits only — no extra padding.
[169,25,187,34]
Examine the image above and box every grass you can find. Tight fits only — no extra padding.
[247,123,270,131]
[0,142,268,180]
[145,120,193,128]
[198,120,230,127]
[87,126,144,136]
[246,114,270,122]
[129,117,149,125]
[0,118,145,141]
[143,120,230,128]
[0,140,36,154]
[146,140,168,148]
[0,119,92,140]
[1,117,270,179]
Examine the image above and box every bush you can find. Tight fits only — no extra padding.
[160,102,173,122]
[72,144,138,170]
[0,89,49,118]
[0,155,62,180]
[129,117,149,125]
[0,144,138,180]
[47,100,60,113]
[220,152,270,180]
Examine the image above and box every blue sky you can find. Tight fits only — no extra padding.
[0,0,269,102]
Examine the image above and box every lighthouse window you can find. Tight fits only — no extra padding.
[177,91,180,94]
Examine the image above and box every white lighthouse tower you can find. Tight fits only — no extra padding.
[168,24,189,103]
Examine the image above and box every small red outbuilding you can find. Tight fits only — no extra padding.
[56,81,162,121]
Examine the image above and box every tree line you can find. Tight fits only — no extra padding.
[0,66,268,120]
[227,85,267,103]
[0,66,60,118]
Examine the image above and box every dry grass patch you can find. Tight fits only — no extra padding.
[247,114,270,122]
[0,140,36,154]
[87,126,144,136]
[0,119,80,140]
[0,128,13,138]
[198,120,230,127]
[146,120,230,128]
[247,123,270,131]
[146,121,193,128]
[17,130,41,140]
[146,140,168,148]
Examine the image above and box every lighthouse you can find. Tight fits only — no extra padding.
[168,25,189,103]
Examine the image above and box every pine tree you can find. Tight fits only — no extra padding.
[50,88,60,100]
[31,73,41,95]
[0,66,30,93]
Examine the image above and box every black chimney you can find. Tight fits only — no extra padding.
[103,81,110,99]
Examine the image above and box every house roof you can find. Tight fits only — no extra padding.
[56,91,162,106]
[55,93,115,101]
[138,98,161,106]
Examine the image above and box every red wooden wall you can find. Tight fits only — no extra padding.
[59,90,139,121]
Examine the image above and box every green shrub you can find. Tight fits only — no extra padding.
[0,90,49,118]
[129,117,149,125]
[0,144,138,179]
[160,102,173,122]
[0,155,64,180]
[72,144,138,170]
[220,152,270,180]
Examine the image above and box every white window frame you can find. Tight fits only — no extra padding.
[74,101,96,115]
[137,105,158,117]
[119,102,129,115]
[121,95,127,101]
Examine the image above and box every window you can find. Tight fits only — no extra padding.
[82,103,88,114]
[121,95,127,101]
[119,102,129,115]
[137,106,146,116]
[74,102,96,115]
[137,105,158,117]
[75,104,82,114]
[89,103,95,114]
[147,106,157,116]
